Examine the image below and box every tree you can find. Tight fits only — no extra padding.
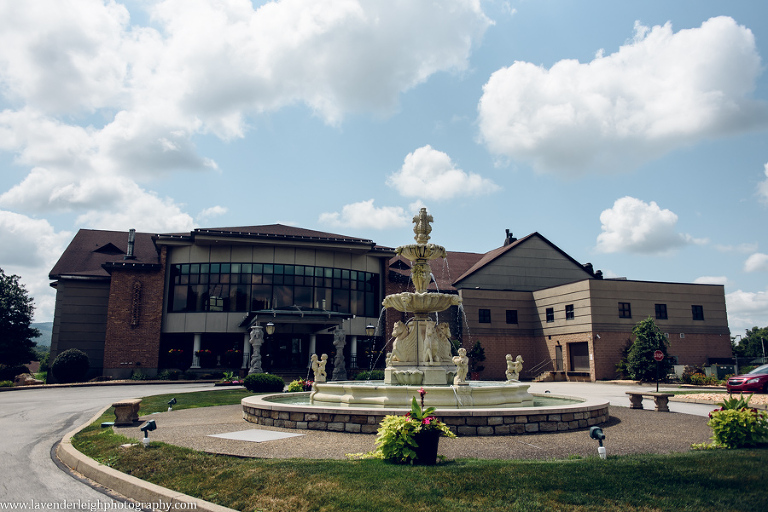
[626,317,674,382]
[733,326,767,359]
[0,268,40,367]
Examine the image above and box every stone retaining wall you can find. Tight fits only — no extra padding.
[242,394,610,436]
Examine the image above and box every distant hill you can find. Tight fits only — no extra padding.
[31,322,53,347]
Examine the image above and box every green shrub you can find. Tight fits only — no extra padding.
[157,369,182,381]
[354,370,385,380]
[51,348,90,383]
[182,371,198,380]
[708,408,768,448]
[286,378,312,392]
[130,370,149,380]
[0,364,30,381]
[0,380,13,387]
[243,373,285,392]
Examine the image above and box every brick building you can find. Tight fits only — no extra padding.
[49,225,731,382]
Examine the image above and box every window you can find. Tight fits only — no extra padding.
[546,307,554,323]
[565,304,574,320]
[655,303,668,320]
[692,305,704,321]
[505,310,518,324]
[479,309,491,323]
[618,302,631,318]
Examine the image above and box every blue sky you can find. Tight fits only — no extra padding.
[0,1,767,336]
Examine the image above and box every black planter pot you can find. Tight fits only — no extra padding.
[412,429,441,465]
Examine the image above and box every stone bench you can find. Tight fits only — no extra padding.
[112,399,142,425]
[626,392,674,412]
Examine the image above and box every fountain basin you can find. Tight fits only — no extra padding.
[311,381,534,407]
[382,291,461,314]
[242,391,610,437]
[396,243,447,261]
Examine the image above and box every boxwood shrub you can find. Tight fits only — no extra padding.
[243,372,285,392]
[51,348,90,383]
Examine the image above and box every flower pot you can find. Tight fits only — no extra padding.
[412,429,441,465]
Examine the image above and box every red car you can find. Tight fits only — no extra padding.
[726,364,768,393]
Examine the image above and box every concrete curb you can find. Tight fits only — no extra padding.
[1,380,220,392]
[56,406,237,512]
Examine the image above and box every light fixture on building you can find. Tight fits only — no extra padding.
[266,322,276,335]
[366,324,375,337]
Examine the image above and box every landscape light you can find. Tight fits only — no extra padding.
[589,426,606,460]
[167,398,177,412]
[140,420,157,448]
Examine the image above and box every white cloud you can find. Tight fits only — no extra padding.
[596,196,705,254]
[714,242,759,253]
[758,163,768,203]
[694,276,729,286]
[0,0,491,239]
[196,206,228,225]
[319,199,410,229]
[478,16,767,174]
[0,211,73,321]
[745,253,768,273]
[387,145,499,200]
[726,288,768,335]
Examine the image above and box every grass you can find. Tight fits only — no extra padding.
[73,390,768,512]
[135,389,253,414]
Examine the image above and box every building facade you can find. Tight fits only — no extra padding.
[49,226,731,382]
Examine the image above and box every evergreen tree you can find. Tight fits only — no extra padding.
[0,268,40,366]
[626,317,673,381]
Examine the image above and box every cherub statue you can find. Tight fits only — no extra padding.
[311,353,328,383]
[505,354,524,382]
[452,347,469,385]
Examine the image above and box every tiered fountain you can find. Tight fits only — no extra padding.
[309,208,534,407]
[241,209,609,436]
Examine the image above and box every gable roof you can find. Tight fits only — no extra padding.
[49,229,159,279]
[452,232,595,286]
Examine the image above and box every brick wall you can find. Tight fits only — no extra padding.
[103,248,166,378]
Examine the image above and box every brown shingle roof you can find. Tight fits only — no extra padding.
[49,229,159,279]
[192,224,376,245]
[388,251,484,292]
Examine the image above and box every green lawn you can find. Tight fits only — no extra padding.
[73,390,768,512]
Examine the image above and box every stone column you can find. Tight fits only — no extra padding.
[308,334,317,368]
[191,333,202,368]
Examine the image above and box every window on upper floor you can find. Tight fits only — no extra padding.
[565,304,574,320]
[546,307,554,323]
[618,302,631,318]
[692,305,704,321]
[506,309,518,324]
[479,308,491,323]
[655,303,668,320]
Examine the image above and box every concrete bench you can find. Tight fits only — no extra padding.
[112,399,142,425]
[626,392,674,412]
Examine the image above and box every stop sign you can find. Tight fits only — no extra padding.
[653,350,664,362]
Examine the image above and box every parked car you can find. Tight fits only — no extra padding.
[726,364,768,393]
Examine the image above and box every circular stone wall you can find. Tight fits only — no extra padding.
[242,393,610,436]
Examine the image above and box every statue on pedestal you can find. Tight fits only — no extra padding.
[506,354,524,382]
[452,347,469,385]
[248,325,264,374]
[332,327,347,380]
[312,353,328,383]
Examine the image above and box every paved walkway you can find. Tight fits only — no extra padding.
[116,400,714,461]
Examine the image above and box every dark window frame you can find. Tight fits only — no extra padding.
[655,303,668,320]
[545,307,554,323]
[479,308,491,324]
[618,302,632,318]
[692,305,704,321]
[505,309,518,325]
[565,304,574,320]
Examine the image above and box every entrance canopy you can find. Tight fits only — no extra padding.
[239,306,353,333]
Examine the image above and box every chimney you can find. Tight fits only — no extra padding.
[504,229,517,246]
[124,229,136,260]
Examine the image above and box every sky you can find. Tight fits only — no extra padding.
[0,1,767,338]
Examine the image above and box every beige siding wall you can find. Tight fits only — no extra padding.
[458,237,591,291]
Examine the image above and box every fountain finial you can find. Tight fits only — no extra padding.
[413,207,433,244]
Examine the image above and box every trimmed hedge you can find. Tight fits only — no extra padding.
[243,373,285,392]
[51,348,90,383]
